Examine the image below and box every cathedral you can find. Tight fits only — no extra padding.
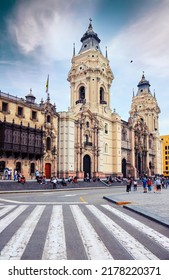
[0,21,162,180]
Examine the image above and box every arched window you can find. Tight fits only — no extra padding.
[104,143,108,153]
[105,123,108,134]
[16,162,21,173]
[30,163,35,175]
[46,137,51,151]
[79,86,85,100]
[100,87,104,103]
[86,121,89,128]
[85,134,89,143]
[47,115,51,123]
[122,129,127,141]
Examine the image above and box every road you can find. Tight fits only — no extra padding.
[0,188,169,260]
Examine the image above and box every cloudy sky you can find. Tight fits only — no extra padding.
[0,0,169,135]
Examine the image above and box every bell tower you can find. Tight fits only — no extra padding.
[67,19,114,115]
[130,73,160,132]
[129,73,162,177]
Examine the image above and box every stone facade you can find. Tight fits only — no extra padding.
[0,90,58,179]
[0,21,162,180]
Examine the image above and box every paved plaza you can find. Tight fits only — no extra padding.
[104,186,169,227]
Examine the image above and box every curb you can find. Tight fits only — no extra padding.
[123,204,169,228]
[0,186,107,194]
[103,195,132,205]
[103,195,169,228]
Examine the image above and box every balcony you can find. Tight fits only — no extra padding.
[76,99,86,105]
[100,100,107,105]
[84,141,92,147]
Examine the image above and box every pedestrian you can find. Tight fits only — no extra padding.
[142,177,147,193]
[14,170,18,181]
[61,177,67,186]
[126,177,132,193]
[154,177,161,193]
[133,179,137,191]
[35,170,39,181]
[52,176,57,189]
[8,169,12,180]
[86,173,90,182]
[147,177,152,192]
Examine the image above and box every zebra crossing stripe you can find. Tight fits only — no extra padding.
[87,205,158,260]
[0,205,28,233]
[102,205,169,251]
[0,206,45,260]
[42,205,67,260]
[70,205,113,260]
[0,205,17,218]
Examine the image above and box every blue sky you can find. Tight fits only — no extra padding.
[0,0,169,135]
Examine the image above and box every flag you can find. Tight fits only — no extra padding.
[46,75,49,93]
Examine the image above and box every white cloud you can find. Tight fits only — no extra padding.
[7,0,95,61]
[108,0,169,77]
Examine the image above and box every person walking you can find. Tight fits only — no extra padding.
[126,177,132,193]
[154,177,161,193]
[142,177,147,193]
[14,170,18,181]
[147,177,152,192]
[133,179,137,191]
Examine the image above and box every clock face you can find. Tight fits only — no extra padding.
[104,106,108,113]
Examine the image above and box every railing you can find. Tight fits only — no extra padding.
[0,91,41,108]
[75,99,86,105]
[100,100,107,104]
[84,141,92,147]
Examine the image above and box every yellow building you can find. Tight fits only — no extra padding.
[0,20,162,180]
[0,89,58,179]
[160,135,169,177]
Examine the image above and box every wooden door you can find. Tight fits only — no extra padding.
[45,163,51,179]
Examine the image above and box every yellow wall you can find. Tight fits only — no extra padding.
[160,135,169,177]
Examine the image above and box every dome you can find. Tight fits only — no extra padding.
[79,19,102,54]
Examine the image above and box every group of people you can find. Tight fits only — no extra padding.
[50,176,79,188]
[84,173,100,182]
[126,175,169,193]
[106,176,122,184]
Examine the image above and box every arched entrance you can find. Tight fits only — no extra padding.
[30,163,35,176]
[45,163,51,179]
[16,162,21,173]
[83,155,91,178]
[122,158,127,178]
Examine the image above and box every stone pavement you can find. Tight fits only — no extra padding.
[103,187,169,227]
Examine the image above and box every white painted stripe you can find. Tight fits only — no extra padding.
[42,206,66,260]
[0,198,23,204]
[0,205,16,217]
[70,205,113,260]
[87,205,158,260]
[0,205,28,233]
[0,206,45,260]
[0,198,87,205]
[102,204,169,251]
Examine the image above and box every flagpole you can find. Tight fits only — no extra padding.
[46,74,49,93]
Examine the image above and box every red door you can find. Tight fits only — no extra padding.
[45,163,51,179]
